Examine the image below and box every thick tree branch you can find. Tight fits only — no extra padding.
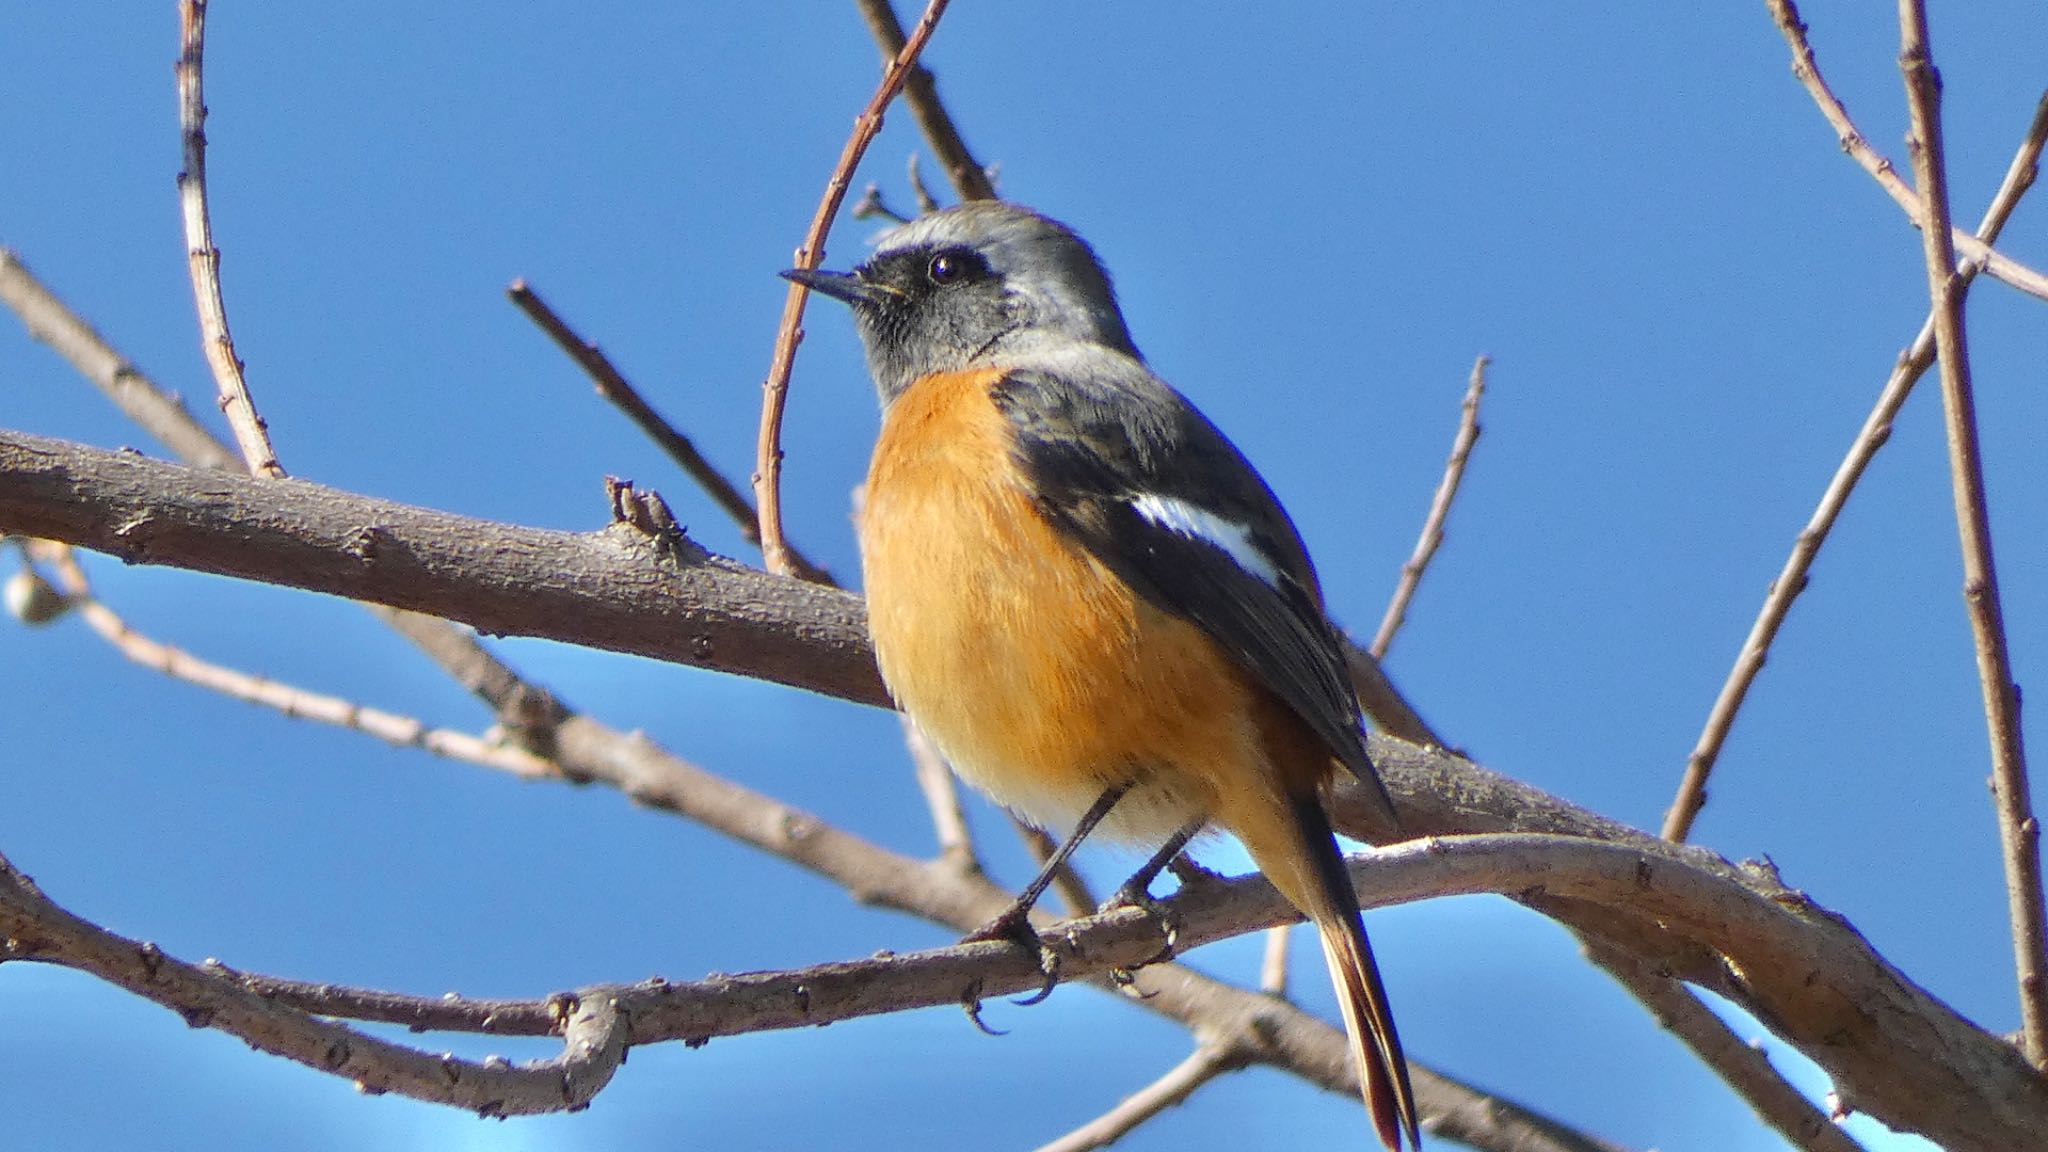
[0,428,886,707]
[12,822,2041,1147]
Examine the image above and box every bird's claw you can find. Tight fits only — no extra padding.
[1102,880,1182,977]
[959,979,1007,1036]
[962,906,1062,1008]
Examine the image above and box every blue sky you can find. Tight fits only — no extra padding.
[4,4,2046,1150]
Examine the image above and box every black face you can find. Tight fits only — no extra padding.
[847,243,1019,403]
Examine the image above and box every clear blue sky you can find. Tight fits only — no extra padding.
[4,4,2046,1150]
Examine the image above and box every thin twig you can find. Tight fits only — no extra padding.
[852,0,995,202]
[0,241,567,753]
[1666,90,2048,843]
[851,183,913,223]
[506,279,836,584]
[25,541,554,780]
[0,251,236,471]
[1259,925,1292,995]
[1371,355,1487,660]
[1034,1042,1248,1152]
[175,0,283,479]
[1896,0,2047,1068]
[510,280,983,874]
[905,716,976,870]
[907,152,941,214]
[1589,942,1866,1152]
[754,0,955,578]
[1766,0,2048,304]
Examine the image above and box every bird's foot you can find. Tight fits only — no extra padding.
[1100,879,1182,983]
[960,904,1062,1015]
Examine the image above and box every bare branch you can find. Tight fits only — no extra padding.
[175,0,283,478]
[0,243,577,753]
[851,0,996,202]
[907,151,942,213]
[14,822,2026,1144]
[905,715,977,869]
[24,541,552,779]
[1344,643,1441,748]
[1034,1044,1247,1152]
[10,426,2048,1144]
[0,849,626,1116]
[1896,0,2048,1068]
[1588,943,1865,1152]
[1372,355,1486,661]
[1765,0,2048,304]
[1260,925,1292,995]
[0,251,236,471]
[851,182,914,223]
[755,0,956,578]
[0,428,887,706]
[506,280,836,585]
[1323,765,2048,1151]
[1665,89,2048,844]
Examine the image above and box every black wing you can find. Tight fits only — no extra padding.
[992,362,1396,816]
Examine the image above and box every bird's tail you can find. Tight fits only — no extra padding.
[1244,792,1420,1150]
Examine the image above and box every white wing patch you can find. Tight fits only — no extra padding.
[1129,493,1281,588]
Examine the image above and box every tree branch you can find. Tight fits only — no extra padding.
[175,0,283,478]
[1895,0,2048,1069]
[12,819,2040,1147]
[1034,1044,1250,1152]
[1664,88,2048,843]
[0,849,626,1116]
[1372,355,1486,661]
[5,426,2046,1145]
[850,0,996,202]
[1586,942,1863,1152]
[0,428,886,706]
[24,540,552,780]
[0,250,236,471]
[756,0,956,577]
[1765,0,2048,304]
[505,279,836,585]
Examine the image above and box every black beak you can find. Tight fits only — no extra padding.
[781,267,880,306]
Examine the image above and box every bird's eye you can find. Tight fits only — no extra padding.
[927,250,976,286]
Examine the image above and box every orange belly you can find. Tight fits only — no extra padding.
[860,367,1264,843]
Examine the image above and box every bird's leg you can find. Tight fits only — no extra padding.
[960,782,1128,1014]
[1102,820,1203,979]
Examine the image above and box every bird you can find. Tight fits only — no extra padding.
[783,201,1420,1150]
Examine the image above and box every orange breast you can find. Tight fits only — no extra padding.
[859,367,1262,843]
